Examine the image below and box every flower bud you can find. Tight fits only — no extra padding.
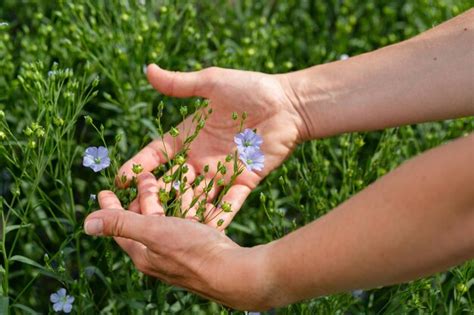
[36,128,45,138]
[132,164,144,175]
[175,155,185,165]
[84,115,93,125]
[28,140,37,149]
[54,117,64,126]
[92,76,100,87]
[0,131,6,140]
[163,175,172,183]
[221,201,232,212]
[24,127,33,136]
[170,127,180,137]
[179,106,188,116]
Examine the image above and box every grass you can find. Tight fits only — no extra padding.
[0,0,473,314]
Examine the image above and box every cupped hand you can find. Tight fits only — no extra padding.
[84,185,273,311]
[118,64,304,229]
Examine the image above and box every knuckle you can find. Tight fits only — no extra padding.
[110,212,126,236]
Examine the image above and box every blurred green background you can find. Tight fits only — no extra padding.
[0,0,473,314]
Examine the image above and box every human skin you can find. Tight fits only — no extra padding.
[85,9,474,310]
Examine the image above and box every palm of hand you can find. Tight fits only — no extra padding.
[119,66,302,229]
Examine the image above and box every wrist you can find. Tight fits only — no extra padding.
[277,67,335,142]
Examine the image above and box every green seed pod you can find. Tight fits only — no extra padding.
[132,164,144,175]
[163,175,172,183]
[175,155,186,165]
[219,166,226,175]
[28,140,37,149]
[24,127,33,136]
[221,201,232,212]
[84,115,93,125]
[231,112,238,120]
[179,106,188,116]
[170,127,180,137]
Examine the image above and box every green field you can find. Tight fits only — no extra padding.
[0,1,473,314]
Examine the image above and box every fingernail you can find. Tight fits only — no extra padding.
[84,219,103,236]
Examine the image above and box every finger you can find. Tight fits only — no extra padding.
[179,183,197,219]
[137,172,164,215]
[113,237,150,273]
[98,190,124,210]
[84,208,156,246]
[116,134,181,187]
[193,176,221,203]
[205,184,252,231]
[129,198,140,213]
[147,64,215,98]
[186,202,214,223]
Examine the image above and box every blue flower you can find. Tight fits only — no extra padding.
[234,129,263,153]
[89,194,97,201]
[83,146,110,172]
[172,180,181,191]
[50,288,74,313]
[238,147,264,171]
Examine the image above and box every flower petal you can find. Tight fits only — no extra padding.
[85,147,98,157]
[67,296,75,304]
[50,293,59,303]
[53,302,63,312]
[91,164,102,172]
[57,288,66,297]
[97,146,109,159]
[101,157,111,168]
[63,303,73,313]
[83,156,95,167]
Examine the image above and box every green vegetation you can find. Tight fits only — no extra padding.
[0,1,472,314]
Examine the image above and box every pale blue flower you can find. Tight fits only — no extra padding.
[172,180,180,191]
[239,147,264,171]
[83,146,110,172]
[50,288,74,313]
[340,54,349,60]
[234,129,263,153]
[89,194,97,201]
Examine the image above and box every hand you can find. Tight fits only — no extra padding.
[118,64,304,229]
[84,185,273,311]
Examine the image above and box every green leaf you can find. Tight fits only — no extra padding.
[9,255,45,271]
[5,224,32,235]
[11,303,40,315]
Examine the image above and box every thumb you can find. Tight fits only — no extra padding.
[84,208,154,246]
[146,64,215,98]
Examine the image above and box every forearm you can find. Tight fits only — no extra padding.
[283,9,474,141]
[263,134,474,307]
